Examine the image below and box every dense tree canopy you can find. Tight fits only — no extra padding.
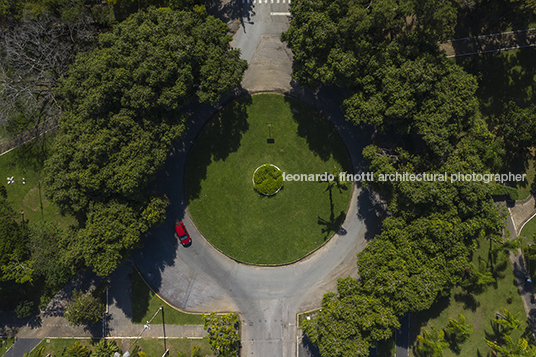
[281,0,457,88]
[44,7,247,275]
[285,0,507,355]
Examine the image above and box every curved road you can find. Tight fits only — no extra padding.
[133,3,384,357]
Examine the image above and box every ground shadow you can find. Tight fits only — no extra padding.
[184,96,251,203]
[454,0,535,39]
[131,267,152,324]
[206,0,255,31]
[409,295,451,349]
[355,187,388,241]
[106,262,133,324]
[299,335,321,357]
[285,96,352,168]
[453,292,481,312]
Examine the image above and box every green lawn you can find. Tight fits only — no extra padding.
[0,135,75,229]
[409,238,531,357]
[520,213,536,243]
[0,337,14,356]
[135,338,213,357]
[185,94,352,265]
[32,337,213,357]
[132,268,204,325]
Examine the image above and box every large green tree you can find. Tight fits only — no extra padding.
[281,0,457,88]
[44,7,247,275]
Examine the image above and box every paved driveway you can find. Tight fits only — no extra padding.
[133,2,383,356]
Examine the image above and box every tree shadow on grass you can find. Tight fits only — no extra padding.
[185,96,251,203]
[453,292,481,312]
[317,181,347,240]
[410,295,451,347]
[284,96,352,170]
[131,268,153,324]
[11,133,54,172]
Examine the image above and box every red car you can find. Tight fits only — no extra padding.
[175,222,192,246]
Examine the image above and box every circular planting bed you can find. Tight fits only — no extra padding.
[185,94,352,265]
[253,164,283,196]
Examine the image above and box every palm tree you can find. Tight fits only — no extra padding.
[416,327,450,357]
[91,339,119,357]
[445,314,474,343]
[486,334,536,357]
[492,308,524,335]
[461,258,495,291]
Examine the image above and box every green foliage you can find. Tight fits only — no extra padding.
[344,57,479,159]
[492,308,524,335]
[64,341,90,357]
[203,312,240,356]
[23,345,45,357]
[445,314,474,343]
[44,7,246,275]
[64,289,105,326]
[494,101,536,160]
[485,334,536,357]
[281,0,456,88]
[416,327,449,357]
[191,345,201,357]
[460,258,496,292]
[0,192,30,281]
[492,185,520,201]
[91,339,119,357]
[253,164,283,195]
[15,300,35,318]
[176,351,187,357]
[302,278,399,357]
[28,221,78,288]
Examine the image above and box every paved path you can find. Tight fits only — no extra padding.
[131,1,384,356]
[0,263,206,356]
[133,84,381,357]
[3,338,41,357]
[505,196,536,341]
[439,28,536,57]
[509,194,536,236]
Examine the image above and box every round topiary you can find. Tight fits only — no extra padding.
[253,164,283,196]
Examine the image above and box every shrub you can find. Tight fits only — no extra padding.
[191,345,201,357]
[64,289,105,326]
[253,164,283,196]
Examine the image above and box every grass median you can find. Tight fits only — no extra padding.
[185,94,352,265]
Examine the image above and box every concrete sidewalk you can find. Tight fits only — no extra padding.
[505,194,536,341]
[1,262,206,344]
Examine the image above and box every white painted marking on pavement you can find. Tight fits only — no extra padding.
[270,12,292,15]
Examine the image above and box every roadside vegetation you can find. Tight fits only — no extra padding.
[409,236,530,356]
[282,0,535,355]
[0,0,247,313]
[132,268,204,326]
[24,337,213,357]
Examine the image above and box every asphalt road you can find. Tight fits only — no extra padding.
[133,3,384,357]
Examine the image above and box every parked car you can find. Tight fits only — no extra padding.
[175,222,192,246]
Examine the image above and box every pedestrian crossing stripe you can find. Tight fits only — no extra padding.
[243,0,290,3]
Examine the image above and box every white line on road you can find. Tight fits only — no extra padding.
[270,12,292,15]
